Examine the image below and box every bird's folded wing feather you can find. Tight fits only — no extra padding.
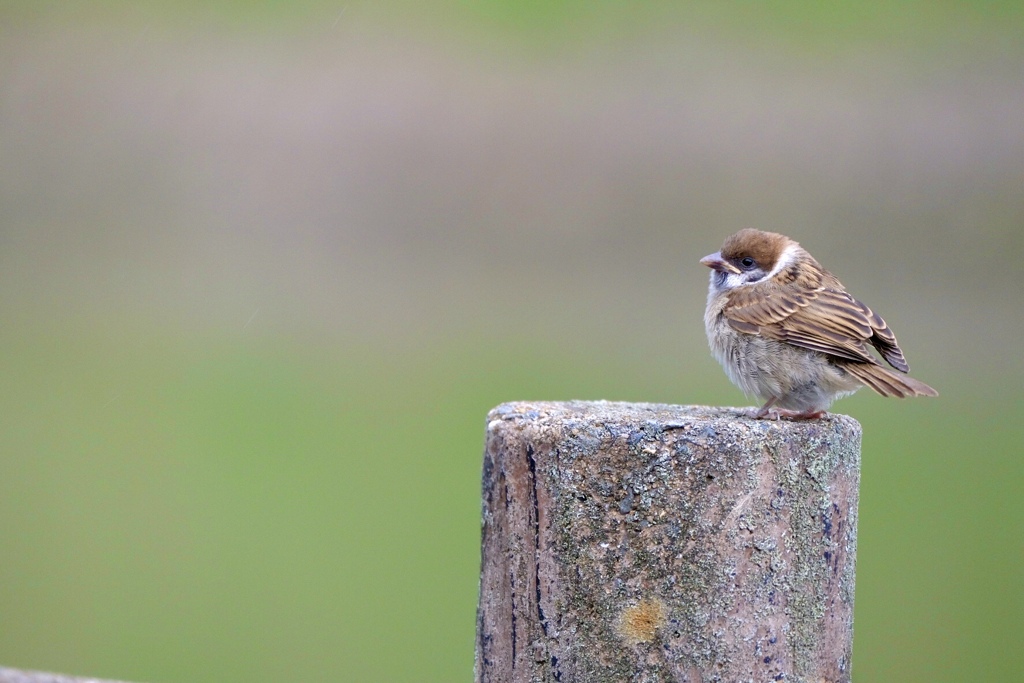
[722,274,910,372]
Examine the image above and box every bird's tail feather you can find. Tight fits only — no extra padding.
[843,362,939,398]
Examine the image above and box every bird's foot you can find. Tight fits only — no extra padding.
[776,409,826,421]
[752,402,826,421]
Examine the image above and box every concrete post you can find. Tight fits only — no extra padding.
[475,401,861,683]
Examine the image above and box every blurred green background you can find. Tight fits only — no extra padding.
[1,1,1022,681]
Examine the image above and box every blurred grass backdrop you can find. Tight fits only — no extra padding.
[1,1,1023,681]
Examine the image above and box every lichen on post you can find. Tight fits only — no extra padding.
[475,401,861,683]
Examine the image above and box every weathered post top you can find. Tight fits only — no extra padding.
[475,401,861,683]
[0,668,132,683]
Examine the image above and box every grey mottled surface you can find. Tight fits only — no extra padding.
[475,401,861,683]
[0,668,133,683]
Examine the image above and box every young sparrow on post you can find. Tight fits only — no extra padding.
[701,229,937,420]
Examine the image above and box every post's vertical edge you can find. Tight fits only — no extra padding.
[475,413,511,683]
[475,408,555,682]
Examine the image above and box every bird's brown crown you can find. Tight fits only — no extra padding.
[720,229,792,269]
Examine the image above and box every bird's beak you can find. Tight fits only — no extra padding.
[700,251,740,274]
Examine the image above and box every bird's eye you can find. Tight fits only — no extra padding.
[740,257,756,269]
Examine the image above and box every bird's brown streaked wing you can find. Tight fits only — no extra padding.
[723,281,911,371]
[723,281,814,327]
[758,316,878,364]
[859,304,909,372]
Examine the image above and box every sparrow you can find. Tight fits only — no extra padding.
[701,229,937,420]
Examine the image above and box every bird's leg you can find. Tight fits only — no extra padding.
[753,398,778,419]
